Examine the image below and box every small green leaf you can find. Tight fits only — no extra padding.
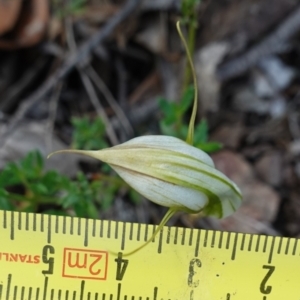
[0,188,14,210]
[128,189,142,204]
[196,142,223,153]
[194,119,208,144]
[178,85,194,114]
[158,98,177,125]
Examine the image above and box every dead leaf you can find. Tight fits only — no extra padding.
[0,0,22,35]
[0,0,49,49]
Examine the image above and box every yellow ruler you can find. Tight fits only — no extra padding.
[0,210,298,299]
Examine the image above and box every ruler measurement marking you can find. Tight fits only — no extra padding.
[100,220,103,238]
[292,238,298,255]
[65,290,69,300]
[28,287,32,300]
[42,277,48,300]
[263,236,268,252]
[70,217,74,235]
[92,219,96,237]
[203,230,208,247]
[77,218,81,236]
[231,233,238,260]
[240,233,246,251]
[73,291,76,300]
[0,284,2,300]
[115,222,119,239]
[84,218,89,247]
[144,224,148,242]
[18,212,21,230]
[255,235,261,252]
[55,215,59,233]
[121,222,126,250]
[285,238,290,255]
[33,214,37,231]
[226,232,231,249]
[158,227,163,253]
[137,223,141,241]
[63,216,66,234]
[3,210,7,228]
[226,294,230,300]
[6,274,12,300]
[166,227,171,244]
[40,214,44,232]
[189,229,193,246]
[174,227,178,245]
[181,227,186,245]
[277,237,283,254]
[20,287,25,300]
[50,289,54,300]
[211,231,216,248]
[80,281,85,300]
[13,286,17,300]
[94,293,98,300]
[58,290,62,300]
[102,294,105,300]
[194,230,201,257]
[129,223,133,240]
[268,236,275,264]
[151,225,156,243]
[25,213,29,231]
[153,287,158,300]
[218,231,223,249]
[116,283,121,300]
[248,234,253,251]
[47,215,52,244]
[87,292,91,300]
[10,211,14,240]
[35,288,39,300]
[107,220,111,239]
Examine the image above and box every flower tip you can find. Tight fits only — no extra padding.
[46,149,75,160]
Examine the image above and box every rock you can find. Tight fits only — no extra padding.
[210,123,243,149]
[283,192,300,236]
[195,42,229,112]
[254,151,283,186]
[0,121,81,177]
[233,87,270,114]
[211,150,254,186]
[283,165,298,188]
[211,150,280,233]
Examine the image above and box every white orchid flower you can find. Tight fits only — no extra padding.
[48,21,242,255]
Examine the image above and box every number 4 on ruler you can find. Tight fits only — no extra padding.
[115,252,129,281]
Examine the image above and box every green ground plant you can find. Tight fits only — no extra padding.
[158,86,222,153]
[0,117,136,217]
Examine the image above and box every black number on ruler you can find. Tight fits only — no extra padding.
[188,258,201,288]
[42,245,55,275]
[260,265,275,295]
[115,252,128,280]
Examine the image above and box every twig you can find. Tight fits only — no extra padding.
[46,81,63,152]
[86,65,134,138]
[217,6,300,81]
[80,71,119,145]
[0,0,141,145]
[65,13,119,146]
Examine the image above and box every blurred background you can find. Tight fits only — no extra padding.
[0,0,299,238]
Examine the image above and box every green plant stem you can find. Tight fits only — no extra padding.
[182,21,197,93]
